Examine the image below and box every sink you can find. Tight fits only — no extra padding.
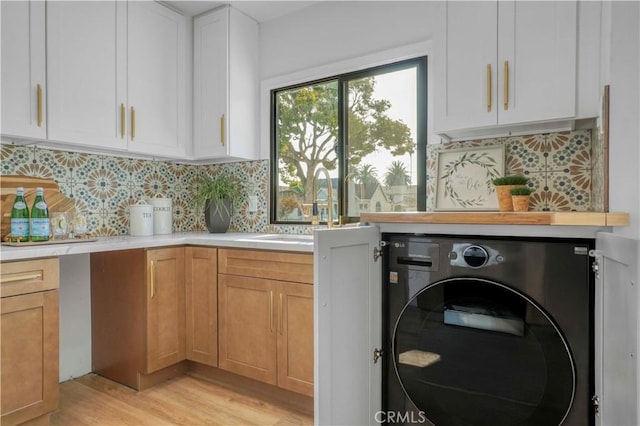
[242,234,314,244]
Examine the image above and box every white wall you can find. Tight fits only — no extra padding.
[59,254,92,381]
[259,1,437,80]
[606,1,640,238]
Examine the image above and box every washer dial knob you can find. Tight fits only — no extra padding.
[463,245,489,267]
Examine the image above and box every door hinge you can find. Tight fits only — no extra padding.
[373,348,383,364]
[592,394,600,417]
[373,241,389,262]
[591,258,600,280]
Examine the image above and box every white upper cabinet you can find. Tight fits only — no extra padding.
[1,0,46,140]
[127,2,187,158]
[434,1,577,139]
[47,1,127,151]
[193,6,258,160]
[47,1,187,157]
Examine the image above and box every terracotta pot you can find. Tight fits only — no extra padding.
[512,195,530,212]
[495,185,523,212]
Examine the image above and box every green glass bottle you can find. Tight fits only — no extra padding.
[30,187,50,242]
[10,187,30,242]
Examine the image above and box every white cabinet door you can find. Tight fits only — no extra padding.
[1,0,46,140]
[47,1,127,151]
[193,6,258,160]
[127,1,186,158]
[433,0,577,138]
[314,226,382,425]
[594,232,639,426]
[193,8,228,159]
[498,1,577,125]
[433,1,497,133]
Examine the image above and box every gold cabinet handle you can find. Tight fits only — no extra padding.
[279,293,284,335]
[120,103,126,139]
[37,84,43,127]
[269,290,274,332]
[150,260,155,298]
[486,64,492,112]
[503,61,509,110]
[1,272,43,284]
[131,106,136,141]
[220,114,225,146]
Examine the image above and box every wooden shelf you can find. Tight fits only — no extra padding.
[359,212,629,227]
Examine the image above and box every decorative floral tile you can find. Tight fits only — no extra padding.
[505,135,546,173]
[546,171,591,211]
[546,130,591,172]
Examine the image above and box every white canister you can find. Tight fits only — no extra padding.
[149,195,172,235]
[129,200,154,236]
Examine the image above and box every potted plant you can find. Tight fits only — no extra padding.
[492,176,528,212]
[193,173,242,233]
[510,186,532,212]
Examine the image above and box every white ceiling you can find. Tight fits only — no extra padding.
[163,1,319,22]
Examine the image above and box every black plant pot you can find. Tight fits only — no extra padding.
[204,198,233,233]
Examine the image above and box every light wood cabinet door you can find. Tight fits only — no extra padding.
[0,0,46,140]
[185,247,218,367]
[127,1,187,158]
[146,247,186,373]
[218,274,277,385]
[277,282,314,397]
[47,1,127,150]
[1,290,59,426]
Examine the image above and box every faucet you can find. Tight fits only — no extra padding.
[312,167,334,228]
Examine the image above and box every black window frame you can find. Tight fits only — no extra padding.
[270,56,428,225]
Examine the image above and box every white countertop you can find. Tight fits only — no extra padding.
[0,232,314,262]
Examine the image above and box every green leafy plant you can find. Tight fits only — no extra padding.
[510,187,532,196]
[493,175,529,186]
[193,174,242,216]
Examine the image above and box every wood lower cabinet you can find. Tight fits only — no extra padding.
[218,274,278,384]
[277,281,314,396]
[146,248,186,373]
[1,258,59,426]
[218,249,314,397]
[91,247,185,390]
[185,247,218,367]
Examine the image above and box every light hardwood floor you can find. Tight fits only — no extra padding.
[51,373,313,426]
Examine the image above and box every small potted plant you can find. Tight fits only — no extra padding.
[193,173,242,233]
[492,176,529,212]
[510,187,532,212]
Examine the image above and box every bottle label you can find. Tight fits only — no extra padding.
[11,218,29,236]
[35,201,47,209]
[30,218,50,237]
[13,201,27,209]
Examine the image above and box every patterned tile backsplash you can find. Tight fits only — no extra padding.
[427,130,596,212]
[1,128,600,236]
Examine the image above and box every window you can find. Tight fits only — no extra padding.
[271,57,427,224]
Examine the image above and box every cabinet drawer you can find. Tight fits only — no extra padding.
[218,249,313,284]
[1,258,59,298]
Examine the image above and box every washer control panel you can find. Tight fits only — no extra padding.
[450,243,500,268]
[462,245,489,267]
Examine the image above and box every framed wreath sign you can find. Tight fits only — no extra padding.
[434,145,505,211]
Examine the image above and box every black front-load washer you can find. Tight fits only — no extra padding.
[382,234,594,426]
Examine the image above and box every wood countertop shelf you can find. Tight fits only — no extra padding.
[360,211,629,227]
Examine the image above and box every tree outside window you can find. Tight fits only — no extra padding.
[272,57,427,223]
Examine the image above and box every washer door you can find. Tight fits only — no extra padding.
[393,278,575,426]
